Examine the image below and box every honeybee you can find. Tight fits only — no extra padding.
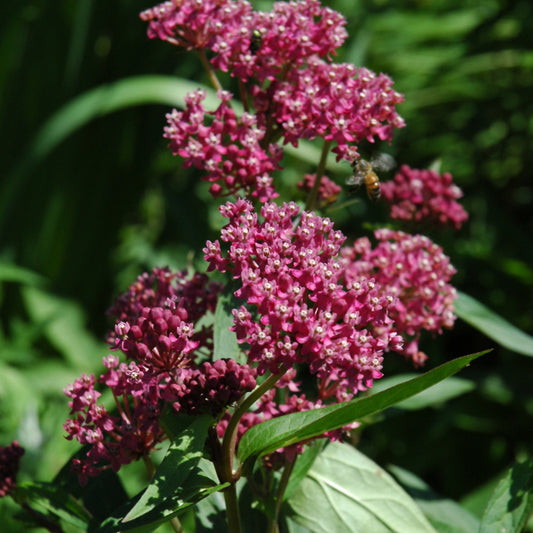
[250,29,262,54]
[346,153,395,201]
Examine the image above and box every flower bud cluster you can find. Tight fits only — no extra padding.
[64,269,256,484]
[341,229,457,366]
[204,199,401,398]
[0,441,24,497]
[169,359,257,416]
[164,90,282,200]
[381,165,468,229]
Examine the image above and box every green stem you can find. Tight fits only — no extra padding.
[265,458,296,533]
[305,139,332,212]
[197,48,223,92]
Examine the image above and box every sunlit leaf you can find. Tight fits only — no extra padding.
[238,351,488,468]
[287,442,437,533]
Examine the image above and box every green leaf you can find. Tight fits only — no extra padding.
[122,414,213,523]
[15,481,92,530]
[370,375,475,411]
[213,282,242,362]
[479,458,533,533]
[455,292,533,357]
[238,351,488,467]
[53,446,129,524]
[284,441,325,501]
[95,413,228,532]
[388,465,480,533]
[287,442,437,533]
[0,262,46,286]
[21,286,105,370]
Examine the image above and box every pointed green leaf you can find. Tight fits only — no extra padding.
[455,292,533,356]
[388,465,480,533]
[479,458,533,533]
[370,375,475,411]
[238,351,488,467]
[122,414,213,523]
[15,481,92,530]
[287,442,437,533]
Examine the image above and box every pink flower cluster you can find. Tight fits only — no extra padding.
[341,229,457,366]
[140,0,252,51]
[164,90,282,200]
[297,173,341,205]
[142,0,405,199]
[204,199,403,399]
[0,441,24,498]
[64,268,257,484]
[381,165,468,229]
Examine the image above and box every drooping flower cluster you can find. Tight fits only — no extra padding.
[297,173,341,205]
[164,90,282,200]
[0,441,24,498]
[204,199,403,399]
[381,165,468,229]
[64,268,257,483]
[341,229,457,366]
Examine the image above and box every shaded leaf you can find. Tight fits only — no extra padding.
[15,481,92,530]
[94,414,228,532]
[287,442,437,533]
[388,465,480,533]
[479,458,533,533]
[455,292,533,357]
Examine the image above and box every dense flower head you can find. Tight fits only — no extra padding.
[204,199,402,398]
[164,90,282,200]
[341,229,457,366]
[0,441,24,498]
[381,165,469,229]
[140,0,252,51]
[297,173,341,205]
[262,59,405,155]
[211,0,348,82]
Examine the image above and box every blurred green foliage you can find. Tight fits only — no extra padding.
[1,0,532,531]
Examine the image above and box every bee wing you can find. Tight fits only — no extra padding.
[370,152,396,172]
[346,174,364,187]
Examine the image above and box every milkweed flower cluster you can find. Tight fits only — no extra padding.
[381,165,468,229]
[164,90,282,200]
[64,268,257,484]
[142,0,404,199]
[204,199,403,399]
[341,229,458,366]
[297,173,341,205]
[0,441,24,498]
